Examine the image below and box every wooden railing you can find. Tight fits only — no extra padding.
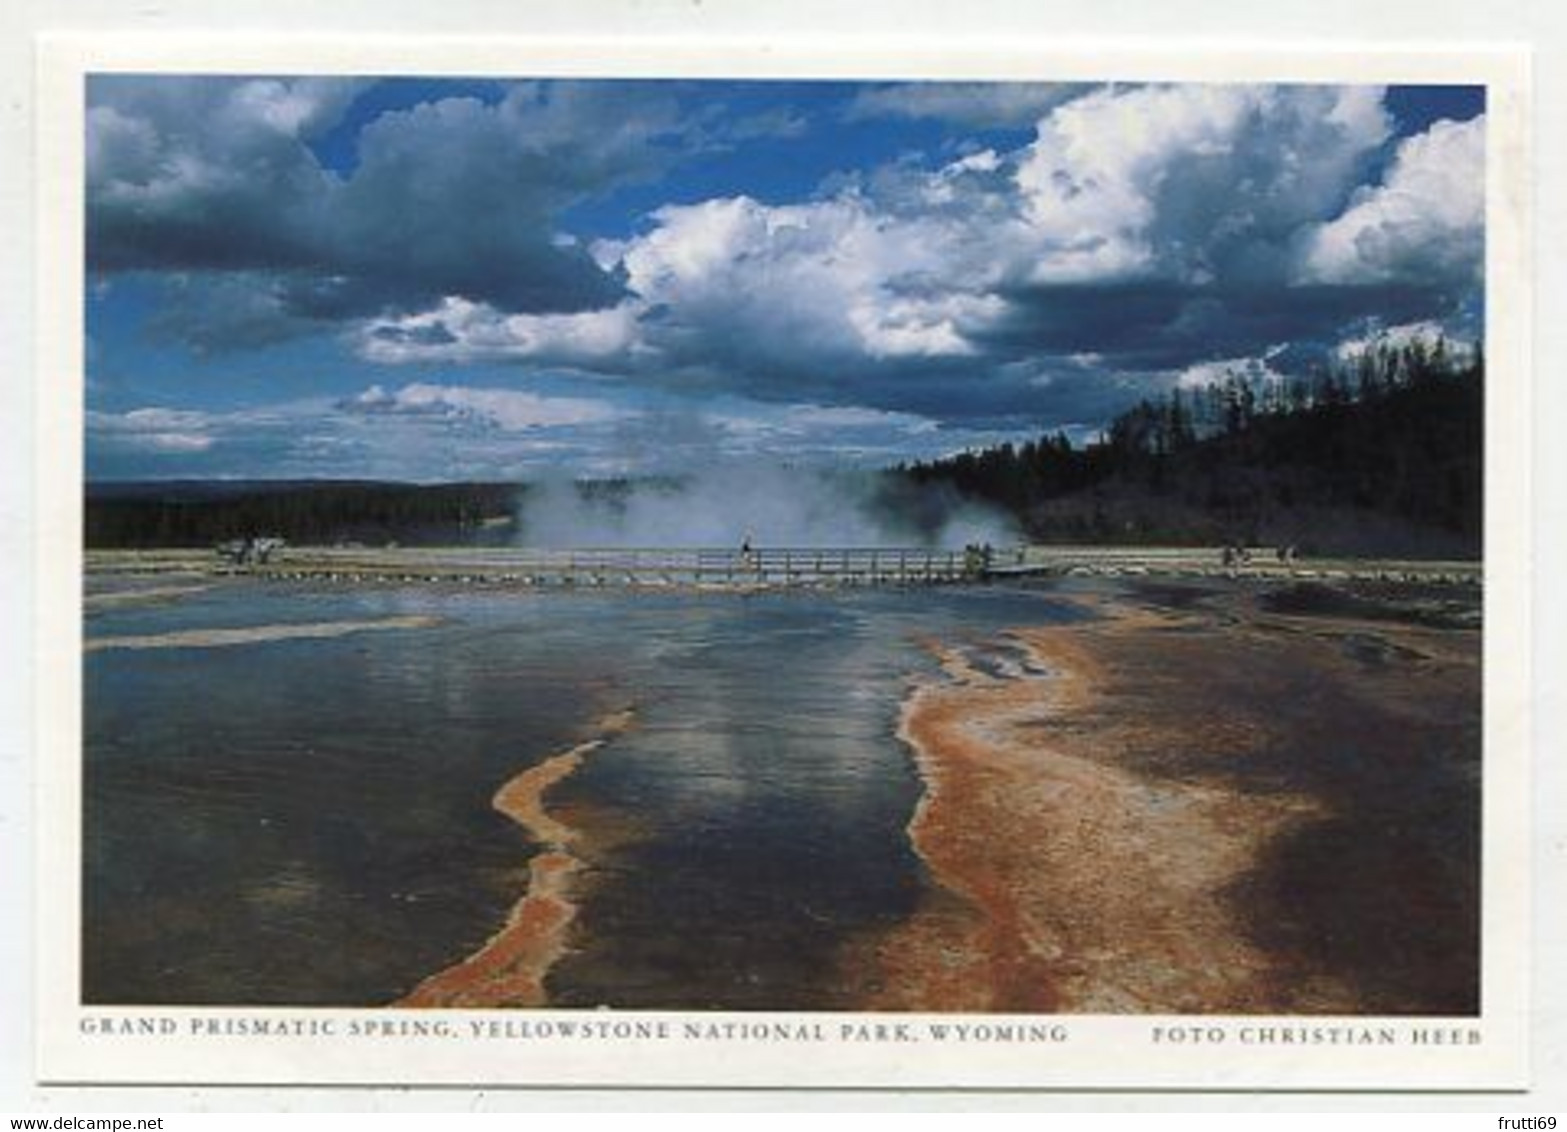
[85,544,1482,588]
[246,545,976,586]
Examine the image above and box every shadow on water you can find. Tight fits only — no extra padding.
[1258,580,1483,631]
[1230,670,1480,1014]
[1229,798,1480,1015]
[1088,579,1481,1014]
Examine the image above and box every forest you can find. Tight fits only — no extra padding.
[899,339,1483,557]
[85,479,520,548]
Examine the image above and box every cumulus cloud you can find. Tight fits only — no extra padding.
[1013,84,1393,286]
[1332,318,1479,362]
[315,83,675,314]
[87,77,691,340]
[361,84,1464,425]
[349,188,1007,402]
[1297,115,1485,287]
[1173,349,1290,391]
[357,297,641,366]
[87,77,365,273]
[88,77,1487,457]
[610,194,1003,362]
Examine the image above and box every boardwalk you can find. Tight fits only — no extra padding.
[991,545,1482,585]
[248,546,975,587]
[84,544,1484,589]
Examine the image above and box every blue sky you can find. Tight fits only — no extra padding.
[84,76,1485,481]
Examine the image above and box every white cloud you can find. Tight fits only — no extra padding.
[1297,115,1485,286]
[779,403,938,433]
[1332,319,1477,362]
[341,85,1434,425]
[584,85,1400,390]
[344,382,628,431]
[1173,353,1289,390]
[357,297,640,366]
[86,407,219,453]
[89,386,636,480]
[601,192,1003,366]
[1012,86,1254,283]
[351,186,1007,383]
[697,401,944,453]
[228,77,367,138]
[1014,84,1393,285]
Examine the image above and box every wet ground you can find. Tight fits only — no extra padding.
[81,571,1481,1014]
[866,577,1481,1014]
[83,576,1079,1007]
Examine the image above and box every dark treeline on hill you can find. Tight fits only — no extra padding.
[85,480,520,548]
[899,339,1483,558]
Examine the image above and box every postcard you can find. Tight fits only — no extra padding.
[32,33,1531,1089]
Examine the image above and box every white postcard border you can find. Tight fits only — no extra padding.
[32,34,1534,1090]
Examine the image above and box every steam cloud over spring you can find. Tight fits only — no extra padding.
[514,465,1017,549]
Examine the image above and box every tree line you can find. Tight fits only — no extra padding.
[898,338,1483,556]
[86,480,520,548]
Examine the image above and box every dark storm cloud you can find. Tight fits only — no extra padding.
[139,273,329,353]
[86,76,356,273]
[86,77,691,347]
[976,280,1464,373]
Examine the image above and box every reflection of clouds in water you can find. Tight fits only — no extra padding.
[86,579,1081,1007]
[579,600,928,833]
[950,635,1056,682]
[85,584,212,609]
[86,615,440,652]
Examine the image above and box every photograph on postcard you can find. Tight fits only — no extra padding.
[77,72,1490,1017]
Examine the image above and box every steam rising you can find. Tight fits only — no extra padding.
[516,464,1016,549]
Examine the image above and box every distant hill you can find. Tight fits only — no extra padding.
[87,478,399,501]
[900,341,1483,559]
